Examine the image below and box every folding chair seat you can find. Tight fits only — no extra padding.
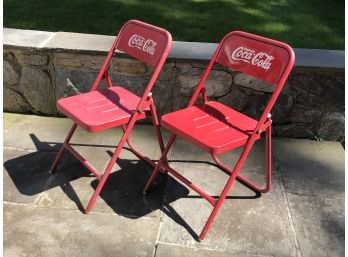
[57,86,149,132]
[161,101,260,154]
[50,20,172,213]
[143,31,295,241]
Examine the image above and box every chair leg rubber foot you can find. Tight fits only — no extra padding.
[49,169,56,175]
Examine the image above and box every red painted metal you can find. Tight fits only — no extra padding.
[50,20,172,213]
[50,123,77,174]
[143,31,295,241]
[117,22,170,67]
[143,134,177,192]
[57,86,149,132]
[161,101,260,154]
[121,124,155,168]
[216,31,292,84]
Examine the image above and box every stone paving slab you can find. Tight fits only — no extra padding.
[40,156,170,218]
[170,41,217,60]
[170,137,276,175]
[273,138,345,257]
[4,114,73,151]
[273,138,344,198]
[286,195,344,257]
[162,162,269,198]
[156,243,270,257]
[4,203,159,257]
[44,32,115,52]
[3,147,176,218]
[4,149,55,204]
[4,113,168,160]
[3,113,174,217]
[158,173,297,257]
[293,48,345,69]
[3,113,176,219]
[4,28,54,48]
[3,113,345,257]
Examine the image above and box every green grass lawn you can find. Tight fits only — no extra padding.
[4,0,344,49]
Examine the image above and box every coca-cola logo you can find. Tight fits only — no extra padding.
[231,46,274,71]
[128,34,157,55]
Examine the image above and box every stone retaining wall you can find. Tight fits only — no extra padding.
[4,29,345,142]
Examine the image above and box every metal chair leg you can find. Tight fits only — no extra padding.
[149,99,165,153]
[143,135,177,193]
[85,118,138,213]
[121,101,165,168]
[237,126,272,193]
[265,125,272,192]
[213,127,272,194]
[198,169,240,241]
[49,123,78,174]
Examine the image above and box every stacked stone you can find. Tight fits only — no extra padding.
[3,50,344,142]
[4,50,55,114]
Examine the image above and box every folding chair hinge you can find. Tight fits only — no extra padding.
[267,113,272,119]
[257,114,272,134]
[266,113,272,125]
[137,97,152,114]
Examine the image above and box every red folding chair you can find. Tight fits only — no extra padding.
[50,20,172,213]
[143,31,295,241]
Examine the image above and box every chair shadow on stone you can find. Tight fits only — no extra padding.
[4,133,261,241]
[4,134,98,212]
[4,133,190,217]
[103,150,261,241]
[89,156,189,218]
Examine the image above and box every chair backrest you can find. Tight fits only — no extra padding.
[189,31,295,134]
[91,20,172,102]
[117,20,171,67]
[215,31,294,85]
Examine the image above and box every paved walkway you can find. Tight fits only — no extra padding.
[3,113,345,257]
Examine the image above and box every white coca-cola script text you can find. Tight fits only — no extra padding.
[128,34,157,55]
[231,46,274,71]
